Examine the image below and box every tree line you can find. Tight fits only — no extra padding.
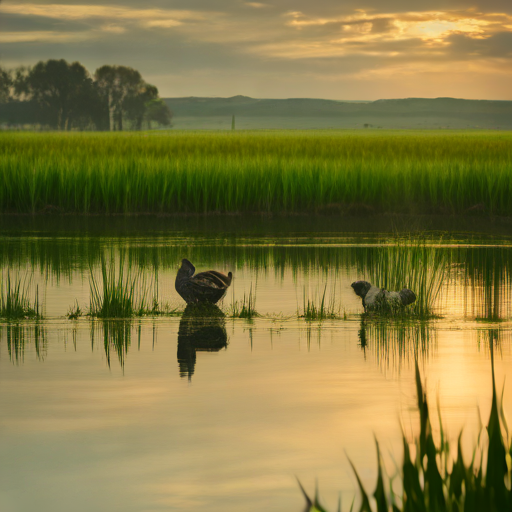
[0,59,172,130]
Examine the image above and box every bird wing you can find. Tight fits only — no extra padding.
[192,271,232,289]
[363,285,384,307]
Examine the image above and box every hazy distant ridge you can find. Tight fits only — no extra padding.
[164,96,512,117]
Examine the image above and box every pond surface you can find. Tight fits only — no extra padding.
[1,216,512,512]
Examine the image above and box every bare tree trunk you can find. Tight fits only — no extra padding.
[108,91,115,132]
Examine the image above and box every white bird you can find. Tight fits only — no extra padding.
[351,280,416,312]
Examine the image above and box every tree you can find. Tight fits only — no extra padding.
[0,66,12,103]
[123,83,159,130]
[13,59,96,130]
[145,99,172,129]
[2,60,170,130]
[95,65,146,131]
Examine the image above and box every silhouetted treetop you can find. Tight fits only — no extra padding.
[1,59,172,131]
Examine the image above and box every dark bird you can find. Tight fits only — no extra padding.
[175,259,232,305]
[351,280,416,312]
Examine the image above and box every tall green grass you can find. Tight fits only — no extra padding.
[301,340,512,512]
[228,285,258,319]
[299,283,343,320]
[357,241,448,317]
[0,273,40,319]
[89,254,158,318]
[0,131,511,215]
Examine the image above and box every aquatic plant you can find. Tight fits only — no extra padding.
[228,285,258,318]
[0,273,40,319]
[67,300,83,319]
[89,254,158,318]
[0,131,511,215]
[299,284,342,320]
[358,241,448,318]
[300,342,511,512]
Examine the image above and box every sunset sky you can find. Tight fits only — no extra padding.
[1,0,511,100]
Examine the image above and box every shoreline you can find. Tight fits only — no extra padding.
[2,212,512,238]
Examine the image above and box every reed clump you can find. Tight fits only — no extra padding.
[89,254,158,318]
[299,284,343,320]
[228,285,258,319]
[1,131,511,215]
[358,241,448,318]
[300,345,512,512]
[0,273,40,319]
[67,300,83,319]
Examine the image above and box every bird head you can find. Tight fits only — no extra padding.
[179,258,196,278]
[351,281,372,299]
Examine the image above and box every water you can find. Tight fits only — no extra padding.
[1,217,512,512]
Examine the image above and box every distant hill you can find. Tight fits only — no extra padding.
[163,96,512,130]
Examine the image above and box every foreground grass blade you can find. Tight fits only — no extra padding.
[301,348,512,512]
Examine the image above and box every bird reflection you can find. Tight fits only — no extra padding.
[177,303,228,379]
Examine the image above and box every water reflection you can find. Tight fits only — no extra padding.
[93,320,134,368]
[462,248,512,321]
[358,317,435,371]
[1,322,46,362]
[177,304,228,379]
[478,327,512,352]
[3,232,512,323]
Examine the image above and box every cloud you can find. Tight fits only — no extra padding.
[0,2,511,99]
[0,4,209,22]
[0,30,92,43]
[446,31,512,57]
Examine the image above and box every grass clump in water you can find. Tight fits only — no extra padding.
[359,241,447,318]
[300,340,511,512]
[228,285,258,319]
[67,300,83,319]
[299,284,343,320]
[89,254,158,318]
[0,273,40,319]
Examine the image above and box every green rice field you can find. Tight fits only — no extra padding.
[1,130,511,215]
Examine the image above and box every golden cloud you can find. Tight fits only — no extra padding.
[0,4,209,22]
[285,9,512,41]
[0,30,92,43]
[1,3,511,64]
